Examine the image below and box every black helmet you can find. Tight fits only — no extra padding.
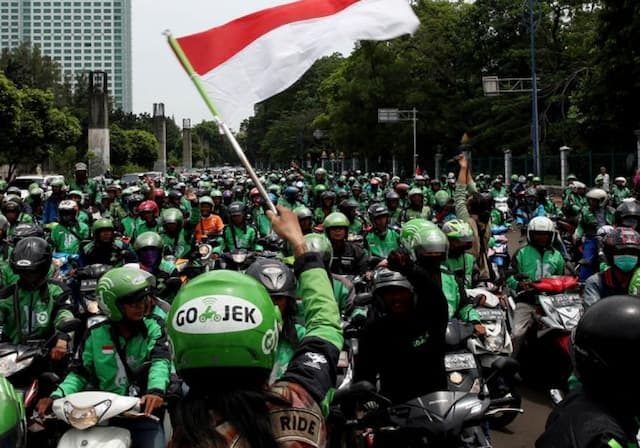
[10,223,44,244]
[338,199,359,215]
[615,199,640,229]
[468,192,493,218]
[245,258,296,299]
[368,204,389,219]
[321,191,336,202]
[228,202,245,216]
[10,237,51,278]
[602,227,640,266]
[1,200,21,214]
[573,295,640,406]
[385,191,400,201]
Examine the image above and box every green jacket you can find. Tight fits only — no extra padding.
[0,282,73,344]
[441,270,480,323]
[215,224,261,253]
[575,206,615,239]
[348,217,364,236]
[490,187,507,198]
[506,245,566,291]
[295,274,354,318]
[366,229,400,259]
[402,206,431,223]
[7,213,34,236]
[272,323,307,382]
[160,230,191,258]
[50,222,90,254]
[51,317,171,398]
[1,263,55,289]
[120,216,140,239]
[445,252,475,288]
[611,186,631,206]
[133,220,162,241]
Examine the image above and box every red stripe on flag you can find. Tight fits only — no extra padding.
[177,0,360,75]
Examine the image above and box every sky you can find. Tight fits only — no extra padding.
[131,0,314,130]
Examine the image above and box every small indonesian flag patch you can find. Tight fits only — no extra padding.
[102,345,114,355]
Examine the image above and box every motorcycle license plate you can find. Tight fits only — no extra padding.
[80,279,98,291]
[548,294,581,308]
[445,353,476,371]
[477,308,505,322]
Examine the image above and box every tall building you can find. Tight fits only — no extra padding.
[0,0,132,112]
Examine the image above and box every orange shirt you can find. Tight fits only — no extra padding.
[195,214,224,242]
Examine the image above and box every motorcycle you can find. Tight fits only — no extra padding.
[47,391,157,448]
[330,357,520,448]
[465,287,521,428]
[515,275,583,391]
[493,197,512,224]
[218,248,256,271]
[488,234,510,283]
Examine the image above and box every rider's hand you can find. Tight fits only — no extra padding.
[456,153,468,170]
[36,397,53,417]
[140,394,164,416]
[474,324,487,337]
[50,339,68,361]
[267,206,306,256]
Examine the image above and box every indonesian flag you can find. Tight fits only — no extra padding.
[175,0,420,128]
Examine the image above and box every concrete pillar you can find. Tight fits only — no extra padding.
[152,103,166,175]
[559,145,571,187]
[434,151,443,180]
[504,148,512,187]
[88,71,110,176]
[182,119,192,170]
[392,154,397,177]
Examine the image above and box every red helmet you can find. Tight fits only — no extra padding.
[154,188,165,198]
[250,187,260,197]
[138,200,159,217]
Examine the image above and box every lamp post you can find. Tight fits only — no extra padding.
[504,148,512,187]
[529,0,541,178]
[152,103,166,175]
[182,119,192,169]
[378,108,418,175]
[635,130,640,171]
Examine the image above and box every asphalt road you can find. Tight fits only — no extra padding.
[491,386,553,447]
[489,225,554,447]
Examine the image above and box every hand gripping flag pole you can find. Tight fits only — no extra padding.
[165,31,278,215]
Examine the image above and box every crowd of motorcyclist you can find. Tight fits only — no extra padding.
[0,157,639,448]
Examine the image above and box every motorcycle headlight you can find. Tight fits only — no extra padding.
[63,399,111,430]
[232,253,247,263]
[85,299,100,315]
[449,371,464,385]
[198,244,212,259]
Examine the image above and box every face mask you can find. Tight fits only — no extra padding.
[614,255,638,273]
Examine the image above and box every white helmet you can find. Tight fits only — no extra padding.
[527,216,555,244]
[586,188,608,207]
[615,177,627,186]
[571,181,586,193]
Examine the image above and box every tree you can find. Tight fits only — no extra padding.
[0,73,81,178]
[126,129,158,169]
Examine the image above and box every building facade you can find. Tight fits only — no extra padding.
[0,0,132,111]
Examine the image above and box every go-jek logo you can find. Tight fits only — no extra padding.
[173,295,263,334]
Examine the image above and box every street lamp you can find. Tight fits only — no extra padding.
[378,108,418,175]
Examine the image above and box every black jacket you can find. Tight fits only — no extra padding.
[536,388,639,448]
[330,242,368,277]
[354,265,448,404]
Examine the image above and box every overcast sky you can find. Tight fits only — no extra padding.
[131,0,318,130]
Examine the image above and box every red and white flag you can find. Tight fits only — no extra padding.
[175,0,420,128]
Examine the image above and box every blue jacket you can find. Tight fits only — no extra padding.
[42,197,61,224]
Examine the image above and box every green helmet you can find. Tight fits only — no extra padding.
[315,167,327,177]
[167,270,282,372]
[434,190,450,207]
[407,226,449,258]
[0,179,7,192]
[92,218,114,234]
[210,189,223,198]
[134,231,164,251]
[50,178,65,188]
[441,219,474,244]
[199,196,214,208]
[510,174,518,182]
[313,184,327,196]
[162,208,184,224]
[323,212,349,230]
[304,233,333,270]
[533,176,541,183]
[96,267,156,322]
[567,174,577,182]
[0,376,26,447]
[409,187,424,197]
[400,219,441,258]
[294,205,313,220]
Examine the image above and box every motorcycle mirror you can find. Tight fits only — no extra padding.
[354,292,373,307]
[57,318,82,333]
